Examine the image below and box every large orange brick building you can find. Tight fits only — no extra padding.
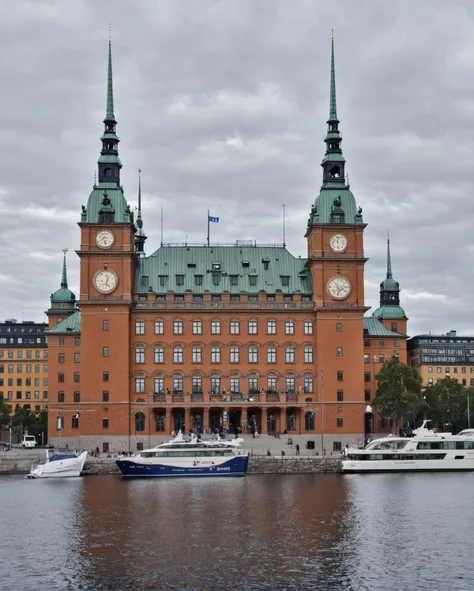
[46,38,408,452]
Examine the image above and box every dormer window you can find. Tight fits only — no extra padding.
[176,274,184,286]
[212,263,221,272]
[230,275,239,286]
[262,258,270,270]
[280,275,290,287]
[249,275,258,287]
[98,211,115,223]
[242,261,250,268]
[330,212,345,224]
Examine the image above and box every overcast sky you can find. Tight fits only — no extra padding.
[1,0,473,335]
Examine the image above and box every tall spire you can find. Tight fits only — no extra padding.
[61,248,68,289]
[386,231,392,279]
[135,168,147,256]
[106,29,115,122]
[321,31,346,187]
[329,29,338,122]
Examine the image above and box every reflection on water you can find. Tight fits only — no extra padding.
[0,473,473,590]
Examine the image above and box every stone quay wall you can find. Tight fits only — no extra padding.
[0,453,342,475]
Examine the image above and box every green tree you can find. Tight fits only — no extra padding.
[424,378,469,432]
[372,358,423,433]
[0,398,10,429]
[11,405,37,439]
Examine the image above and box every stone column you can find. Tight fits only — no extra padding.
[281,407,287,433]
[203,407,210,433]
[241,406,248,431]
[184,407,191,434]
[166,407,172,435]
[261,406,267,434]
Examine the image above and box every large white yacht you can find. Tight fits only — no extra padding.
[116,431,249,478]
[342,421,474,472]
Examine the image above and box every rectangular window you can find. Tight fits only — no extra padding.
[337,371,344,382]
[212,274,221,286]
[379,339,385,347]
[74,353,80,363]
[192,347,202,363]
[304,321,313,335]
[230,320,240,335]
[285,347,295,363]
[212,295,221,302]
[437,367,441,373]
[102,391,109,402]
[337,417,343,428]
[337,389,344,402]
[248,320,258,335]
[364,354,370,363]
[73,391,80,403]
[73,372,80,383]
[135,348,145,363]
[16,391,22,400]
[103,372,109,382]
[337,347,343,357]
[230,377,240,393]
[176,274,184,286]
[211,377,221,394]
[103,418,109,429]
[173,377,183,393]
[103,320,109,331]
[286,377,295,392]
[135,378,145,393]
[135,321,145,335]
[285,321,294,335]
[173,320,183,335]
[211,320,221,335]
[211,348,221,363]
[266,376,276,392]
[192,320,202,335]
[26,351,32,359]
[230,348,240,363]
[154,377,164,394]
[192,377,202,394]
[58,339,63,348]
[428,378,433,385]
[194,275,203,286]
[248,377,258,393]
[249,275,257,286]
[58,372,64,383]
[154,347,164,364]
[154,320,164,335]
[428,367,433,373]
[364,372,371,383]
[230,275,238,286]
[391,322,398,332]
[230,295,240,302]
[462,367,467,374]
[364,389,371,401]
[304,376,313,393]
[280,275,290,287]
[17,365,23,373]
[248,348,258,363]
[394,339,400,347]
[267,348,277,363]
[173,348,183,363]
[454,368,458,374]
[267,320,276,335]
[103,347,109,358]
[75,337,80,346]
[304,347,313,363]
[378,354,384,363]
[58,391,64,403]
[58,353,65,364]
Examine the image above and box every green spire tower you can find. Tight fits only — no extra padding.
[373,235,407,321]
[308,32,363,227]
[50,249,76,304]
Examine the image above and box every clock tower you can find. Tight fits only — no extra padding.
[76,39,137,444]
[305,34,368,439]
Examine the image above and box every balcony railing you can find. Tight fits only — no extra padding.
[145,392,317,406]
[134,301,314,310]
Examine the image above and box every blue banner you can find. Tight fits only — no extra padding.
[208,216,219,223]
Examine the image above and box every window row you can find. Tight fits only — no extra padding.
[134,346,315,364]
[135,376,315,395]
[0,349,48,359]
[135,319,314,336]
[427,377,474,386]
[4,390,48,400]
[0,364,48,374]
[58,337,81,347]
[0,377,48,387]
[427,366,473,374]
[364,338,400,348]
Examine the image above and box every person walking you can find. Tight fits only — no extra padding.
[295,444,300,456]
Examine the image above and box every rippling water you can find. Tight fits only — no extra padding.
[0,473,473,590]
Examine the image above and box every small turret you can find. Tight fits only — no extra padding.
[50,250,76,306]
[373,235,407,321]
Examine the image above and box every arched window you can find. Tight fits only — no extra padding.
[135,412,145,432]
[305,411,315,431]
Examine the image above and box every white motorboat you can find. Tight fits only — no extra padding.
[116,431,249,478]
[342,420,474,473]
[28,449,88,478]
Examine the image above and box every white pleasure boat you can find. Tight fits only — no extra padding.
[28,449,88,478]
[342,420,474,473]
[116,431,249,477]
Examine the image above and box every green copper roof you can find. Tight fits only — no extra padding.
[48,311,81,334]
[51,253,76,303]
[373,305,407,320]
[380,237,399,291]
[98,154,122,165]
[105,39,115,122]
[311,186,363,225]
[135,245,312,294]
[363,317,402,337]
[82,183,132,224]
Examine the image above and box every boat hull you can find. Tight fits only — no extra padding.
[28,451,88,479]
[116,454,249,478]
[342,458,474,473]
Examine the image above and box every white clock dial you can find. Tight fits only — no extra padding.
[93,269,118,294]
[327,275,351,300]
[96,230,115,249]
[329,233,347,252]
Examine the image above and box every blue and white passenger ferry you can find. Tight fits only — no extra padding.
[116,432,249,478]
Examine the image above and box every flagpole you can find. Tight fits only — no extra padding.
[207,209,210,247]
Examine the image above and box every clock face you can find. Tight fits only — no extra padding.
[93,269,118,294]
[327,275,351,300]
[329,233,347,252]
[96,230,115,249]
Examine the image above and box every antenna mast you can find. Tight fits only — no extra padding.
[283,204,286,247]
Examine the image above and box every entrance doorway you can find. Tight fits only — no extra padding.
[229,410,242,435]
[247,407,261,434]
[209,408,223,433]
[172,408,185,433]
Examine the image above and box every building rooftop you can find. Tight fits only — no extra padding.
[47,311,81,335]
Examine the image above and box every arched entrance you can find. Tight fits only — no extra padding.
[154,408,166,432]
[229,409,242,435]
[247,407,261,434]
[267,408,280,435]
[209,408,223,433]
[286,407,297,432]
[305,410,315,431]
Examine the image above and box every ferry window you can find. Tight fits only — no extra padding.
[337,417,343,428]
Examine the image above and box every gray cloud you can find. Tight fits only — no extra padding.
[0,0,473,335]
